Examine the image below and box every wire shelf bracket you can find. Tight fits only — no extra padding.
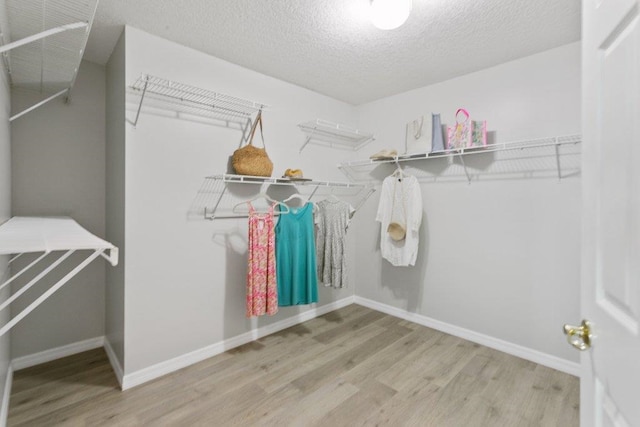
[0,217,118,337]
[298,119,375,153]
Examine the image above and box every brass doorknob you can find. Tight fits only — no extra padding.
[563,320,592,351]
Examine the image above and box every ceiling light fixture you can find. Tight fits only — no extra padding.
[369,0,412,30]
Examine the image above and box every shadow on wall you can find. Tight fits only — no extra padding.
[378,208,429,314]
[210,228,250,341]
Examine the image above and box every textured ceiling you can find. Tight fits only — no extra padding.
[84,0,581,105]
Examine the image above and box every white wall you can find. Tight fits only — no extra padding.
[105,32,126,370]
[0,31,12,417]
[121,27,357,373]
[10,61,107,357]
[353,42,582,362]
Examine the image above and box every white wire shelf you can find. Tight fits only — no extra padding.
[2,0,98,121]
[338,135,582,184]
[193,174,375,220]
[298,119,375,153]
[128,74,268,127]
[0,216,118,337]
[210,173,366,188]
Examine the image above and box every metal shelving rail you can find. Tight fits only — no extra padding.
[202,174,376,220]
[298,119,375,153]
[128,74,268,128]
[338,135,582,184]
[0,217,118,337]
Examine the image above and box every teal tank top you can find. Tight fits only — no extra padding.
[275,203,318,306]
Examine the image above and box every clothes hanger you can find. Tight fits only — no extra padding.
[283,193,317,212]
[326,193,341,202]
[232,193,290,214]
[391,160,404,180]
[282,193,308,205]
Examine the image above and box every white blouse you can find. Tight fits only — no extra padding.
[375,174,423,267]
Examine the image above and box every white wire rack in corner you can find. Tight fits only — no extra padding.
[0,217,118,337]
[128,74,268,128]
[298,119,375,153]
[2,0,99,122]
[191,174,376,220]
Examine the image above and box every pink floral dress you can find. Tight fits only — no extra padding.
[246,202,278,317]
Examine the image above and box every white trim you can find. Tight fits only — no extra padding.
[122,296,355,390]
[353,296,581,377]
[0,365,12,427]
[103,338,124,389]
[11,336,105,371]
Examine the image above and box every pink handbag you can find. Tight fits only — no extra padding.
[447,108,472,150]
[447,108,487,150]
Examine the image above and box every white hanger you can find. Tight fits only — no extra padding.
[391,162,404,179]
[326,193,341,202]
[232,193,290,214]
[282,193,308,205]
[283,193,317,212]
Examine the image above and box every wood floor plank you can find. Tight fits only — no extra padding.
[358,382,443,426]
[267,378,359,427]
[8,305,580,426]
[342,326,440,387]
[255,322,387,393]
[10,348,108,394]
[291,324,413,394]
[313,379,397,426]
[312,309,387,344]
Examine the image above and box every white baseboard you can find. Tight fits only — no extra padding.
[0,365,12,427]
[103,338,124,389]
[122,296,355,390]
[11,336,105,371]
[353,296,581,377]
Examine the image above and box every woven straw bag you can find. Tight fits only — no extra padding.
[232,111,273,177]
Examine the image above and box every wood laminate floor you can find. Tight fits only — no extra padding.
[8,305,579,426]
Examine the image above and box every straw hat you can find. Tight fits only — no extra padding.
[370,149,398,160]
[387,222,406,241]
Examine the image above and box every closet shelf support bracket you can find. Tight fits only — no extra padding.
[0,249,105,337]
[555,138,562,181]
[205,184,228,220]
[458,153,472,184]
[300,127,318,153]
[130,75,150,128]
[10,88,69,122]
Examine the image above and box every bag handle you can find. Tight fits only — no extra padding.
[245,110,267,149]
[455,108,470,124]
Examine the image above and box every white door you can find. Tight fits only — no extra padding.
[579,0,640,425]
